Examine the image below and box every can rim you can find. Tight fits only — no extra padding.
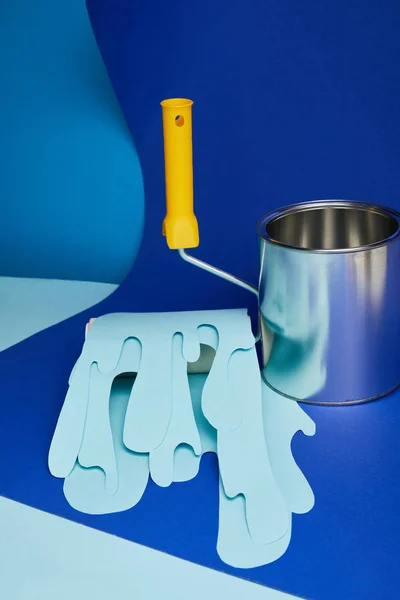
[256,199,400,253]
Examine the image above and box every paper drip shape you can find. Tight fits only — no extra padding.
[49,309,315,568]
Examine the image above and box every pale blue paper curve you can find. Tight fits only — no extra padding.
[64,377,149,515]
[150,334,202,487]
[49,310,316,570]
[217,491,292,570]
[262,383,316,514]
[217,348,290,545]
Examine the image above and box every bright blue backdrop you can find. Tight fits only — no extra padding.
[0,1,399,599]
[87,0,400,311]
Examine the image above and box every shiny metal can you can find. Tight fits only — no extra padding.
[256,200,400,405]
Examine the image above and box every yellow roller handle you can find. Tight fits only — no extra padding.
[161,98,199,249]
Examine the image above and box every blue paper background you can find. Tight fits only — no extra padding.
[0,1,400,599]
[87,0,400,315]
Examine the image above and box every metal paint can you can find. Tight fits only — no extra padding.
[256,200,400,404]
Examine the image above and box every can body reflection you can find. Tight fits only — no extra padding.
[257,200,400,405]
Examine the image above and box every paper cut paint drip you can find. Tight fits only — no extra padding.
[217,494,292,570]
[217,349,289,545]
[262,384,316,515]
[64,377,149,515]
[49,309,315,568]
[150,334,202,488]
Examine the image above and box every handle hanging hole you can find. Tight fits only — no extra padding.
[175,115,185,127]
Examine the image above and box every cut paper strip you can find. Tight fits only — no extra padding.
[149,334,202,488]
[64,377,149,515]
[78,364,119,495]
[173,374,217,483]
[215,348,289,546]
[48,336,142,484]
[172,345,290,547]
[199,323,254,433]
[172,444,202,483]
[123,336,175,452]
[262,384,316,515]
[172,376,315,569]
[48,359,92,479]
[217,491,292,570]
[77,337,142,495]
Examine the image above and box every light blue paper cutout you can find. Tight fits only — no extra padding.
[177,331,289,545]
[65,374,208,514]
[64,377,149,515]
[217,349,290,545]
[123,336,175,452]
[217,493,292,570]
[50,336,143,494]
[172,375,315,569]
[48,335,136,480]
[172,374,291,568]
[199,321,254,433]
[171,381,292,570]
[173,374,217,483]
[49,310,316,569]
[77,337,142,496]
[172,444,202,483]
[49,310,250,478]
[48,358,91,479]
[262,384,316,514]
[78,364,119,495]
[149,334,202,488]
